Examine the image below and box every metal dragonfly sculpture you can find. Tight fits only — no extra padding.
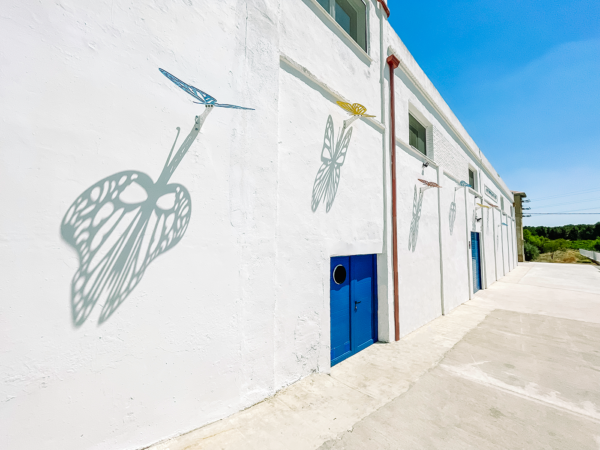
[455,180,472,191]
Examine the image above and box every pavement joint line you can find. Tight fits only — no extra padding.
[322,307,498,444]
[327,374,379,401]
[489,281,600,297]
[440,363,600,424]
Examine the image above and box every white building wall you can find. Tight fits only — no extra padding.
[0,1,282,449]
[274,63,384,387]
[395,149,442,337]
[482,200,498,286]
[440,173,469,312]
[0,1,520,449]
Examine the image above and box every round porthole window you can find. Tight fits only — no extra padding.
[333,265,347,285]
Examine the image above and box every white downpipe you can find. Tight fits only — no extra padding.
[478,173,487,289]
[480,205,487,289]
[500,212,506,276]
[377,0,393,343]
[436,165,445,315]
[464,190,472,300]
[492,208,498,281]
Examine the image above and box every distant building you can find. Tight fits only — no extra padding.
[0,1,518,449]
[512,191,528,262]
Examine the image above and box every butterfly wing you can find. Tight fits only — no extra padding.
[61,171,192,326]
[336,101,355,115]
[312,116,335,212]
[351,103,366,115]
[351,103,376,118]
[159,68,217,105]
[321,115,335,162]
[334,126,352,166]
[324,126,352,212]
[214,103,255,110]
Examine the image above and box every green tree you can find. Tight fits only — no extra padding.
[566,227,578,241]
[524,242,540,261]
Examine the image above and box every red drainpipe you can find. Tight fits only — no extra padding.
[377,0,391,18]
[386,54,400,341]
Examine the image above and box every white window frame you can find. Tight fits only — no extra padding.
[468,167,478,192]
[309,0,370,57]
[408,103,432,159]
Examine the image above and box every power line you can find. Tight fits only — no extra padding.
[527,212,600,215]
[532,197,600,209]
[563,206,600,212]
[530,187,600,202]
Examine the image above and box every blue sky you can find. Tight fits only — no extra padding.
[389,0,600,227]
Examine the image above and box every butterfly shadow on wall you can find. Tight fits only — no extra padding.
[61,111,210,327]
[449,200,457,235]
[408,185,424,252]
[311,115,353,213]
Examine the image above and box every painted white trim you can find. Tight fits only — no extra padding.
[443,170,460,184]
[395,136,438,167]
[468,187,482,199]
[280,54,385,132]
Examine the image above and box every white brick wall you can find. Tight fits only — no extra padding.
[432,125,468,182]
[426,125,434,161]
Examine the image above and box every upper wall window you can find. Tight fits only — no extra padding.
[468,169,475,190]
[409,114,427,155]
[501,197,505,212]
[316,0,367,51]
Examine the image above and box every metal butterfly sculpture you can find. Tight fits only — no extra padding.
[418,178,441,193]
[159,68,254,110]
[336,101,375,129]
[336,101,375,118]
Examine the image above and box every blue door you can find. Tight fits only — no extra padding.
[471,232,482,292]
[330,254,377,366]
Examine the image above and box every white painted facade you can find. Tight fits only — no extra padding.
[0,1,517,449]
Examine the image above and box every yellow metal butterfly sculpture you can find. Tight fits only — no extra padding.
[336,101,376,118]
[336,101,375,128]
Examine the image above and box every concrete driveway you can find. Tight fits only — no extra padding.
[149,263,600,450]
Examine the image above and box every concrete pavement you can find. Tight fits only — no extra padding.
[148,263,600,450]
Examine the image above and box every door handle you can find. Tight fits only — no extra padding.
[354,300,361,311]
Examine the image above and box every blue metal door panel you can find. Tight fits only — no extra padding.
[331,255,377,366]
[471,232,482,292]
[330,256,351,363]
[351,255,375,352]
